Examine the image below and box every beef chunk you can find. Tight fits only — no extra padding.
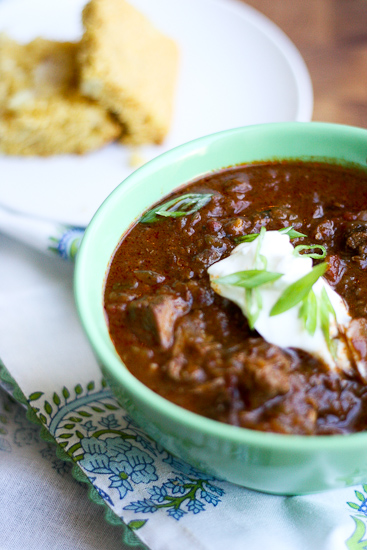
[133,270,166,285]
[314,219,336,241]
[165,311,220,382]
[324,254,346,285]
[344,222,367,268]
[127,294,190,350]
[229,340,292,408]
[356,211,367,222]
[173,280,215,309]
[193,248,224,269]
[345,222,367,254]
[172,311,218,358]
[223,217,251,236]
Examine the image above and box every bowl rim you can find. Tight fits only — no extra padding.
[75,121,367,453]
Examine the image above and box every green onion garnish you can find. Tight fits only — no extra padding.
[294,244,327,259]
[235,226,307,243]
[214,225,333,344]
[255,226,267,269]
[140,193,213,223]
[278,227,307,239]
[235,233,258,243]
[319,287,337,357]
[299,289,318,336]
[270,262,328,317]
[245,287,262,329]
[216,269,283,289]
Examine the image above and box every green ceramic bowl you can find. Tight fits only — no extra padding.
[75,122,367,495]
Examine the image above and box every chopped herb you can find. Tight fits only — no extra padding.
[140,193,213,223]
[245,287,262,329]
[215,226,283,330]
[319,287,337,357]
[216,269,283,289]
[270,262,328,317]
[255,226,267,269]
[294,244,327,259]
[235,226,307,243]
[278,227,307,239]
[235,233,259,243]
[299,289,318,335]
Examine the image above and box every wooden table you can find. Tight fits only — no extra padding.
[242,0,367,127]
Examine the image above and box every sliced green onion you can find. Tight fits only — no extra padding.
[236,233,259,243]
[254,288,263,324]
[259,254,268,270]
[254,226,267,269]
[216,269,283,289]
[245,288,261,329]
[140,193,213,223]
[299,289,318,335]
[319,287,337,357]
[278,227,307,239]
[294,244,327,259]
[320,286,337,319]
[270,262,328,317]
[235,226,307,244]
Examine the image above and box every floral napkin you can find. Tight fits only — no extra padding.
[0,387,128,550]
[1,232,367,550]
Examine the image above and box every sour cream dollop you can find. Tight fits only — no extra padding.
[208,230,352,371]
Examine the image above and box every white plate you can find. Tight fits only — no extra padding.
[0,0,313,226]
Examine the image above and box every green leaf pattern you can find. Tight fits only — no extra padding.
[25,379,367,545]
[347,487,367,549]
[26,380,225,529]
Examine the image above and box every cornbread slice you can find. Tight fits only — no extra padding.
[79,0,179,145]
[0,34,121,156]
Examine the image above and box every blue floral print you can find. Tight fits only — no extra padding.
[79,437,158,500]
[99,414,120,430]
[26,381,226,529]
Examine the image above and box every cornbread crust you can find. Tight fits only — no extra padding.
[79,0,179,145]
[0,34,121,156]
